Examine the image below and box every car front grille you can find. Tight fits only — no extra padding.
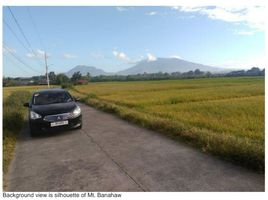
[43,113,71,122]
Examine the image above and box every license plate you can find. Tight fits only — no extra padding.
[51,120,68,127]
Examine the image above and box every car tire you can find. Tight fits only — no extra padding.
[77,123,82,129]
[30,128,39,137]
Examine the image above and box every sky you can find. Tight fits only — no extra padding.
[3,6,265,77]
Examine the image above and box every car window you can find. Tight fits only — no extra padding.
[33,91,73,105]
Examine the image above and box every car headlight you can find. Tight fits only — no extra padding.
[30,111,42,120]
[71,106,81,117]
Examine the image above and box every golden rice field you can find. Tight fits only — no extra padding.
[72,77,264,171]
[3,85,58,99]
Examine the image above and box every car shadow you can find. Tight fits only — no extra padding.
[19,120,80,141]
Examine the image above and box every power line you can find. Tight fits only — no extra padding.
[7,6,44,66]
[4,45,43,74]
[7,7,37,55]
[3,53,32,75]
[3,19,32,54]
[26,7,50,86]
[27,7,46,51]
[3,43,43,74]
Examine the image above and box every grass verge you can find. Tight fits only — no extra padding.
[3,90,31,190]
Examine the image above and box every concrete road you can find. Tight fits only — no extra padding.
[8,103,264,191]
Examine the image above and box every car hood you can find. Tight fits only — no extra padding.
[31,102,77,116]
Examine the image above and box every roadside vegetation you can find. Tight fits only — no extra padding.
[3,90,31,189]
[71,77,264,171]
[2,85,56,190]
[3,85,52,100]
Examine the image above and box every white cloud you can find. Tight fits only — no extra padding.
[234,30,255,35]
[3,46,16,54]
[26,49,49,59]
[177,6,203,12]
[170,55,182,59]
[63,53,76,59]
[116,7,128,12]
[147,53,157,61]
[171,6,179,10]
[175,6,265,32]
[37,49,45,57]
[113,50,129,61]
[26,53,35,58]
[146,11,157,16]
[126,55,146,65]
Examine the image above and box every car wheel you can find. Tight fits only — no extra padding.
[30,128,39,137]
[77,123,82,129]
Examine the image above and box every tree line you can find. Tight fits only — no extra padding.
[3,67,265,87]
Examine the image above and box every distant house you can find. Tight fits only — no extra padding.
[76,79,88,85]
[38,79,48,85]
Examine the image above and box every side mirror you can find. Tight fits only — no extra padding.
[75,97,80,102]
[23,102,29,107]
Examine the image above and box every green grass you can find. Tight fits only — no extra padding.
[3,91,31,190]
[71,77,264,171]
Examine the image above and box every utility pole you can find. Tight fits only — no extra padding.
[45,52,50,88]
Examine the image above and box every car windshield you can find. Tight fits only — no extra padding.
[33,91,73,105]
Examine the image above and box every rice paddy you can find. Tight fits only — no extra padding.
[72,77,264,171]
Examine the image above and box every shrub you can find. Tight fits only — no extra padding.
[3,90,31,137]
[61,82,73,89]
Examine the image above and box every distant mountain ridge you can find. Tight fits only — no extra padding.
[118,58,221,75]
[65,65,108,77]
[66,58,222,77]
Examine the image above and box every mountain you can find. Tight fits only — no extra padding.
[66,58,223,77]
[66,65,108,77]
[118,58,221,75]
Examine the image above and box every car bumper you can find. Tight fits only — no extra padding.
[29,114,82,133]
